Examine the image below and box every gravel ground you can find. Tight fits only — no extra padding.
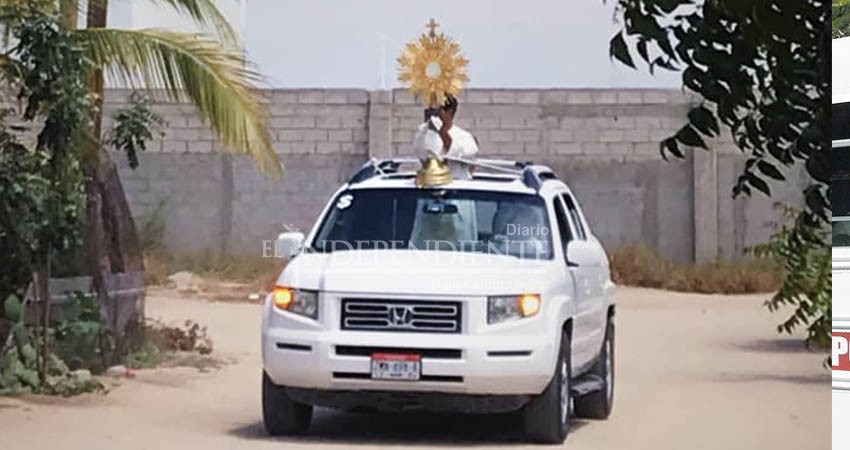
[0,286,829,449]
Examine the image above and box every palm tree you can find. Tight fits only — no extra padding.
[81,0,281,312]
[71,0,280,173]
[2,0,281,328]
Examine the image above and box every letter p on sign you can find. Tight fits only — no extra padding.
[834,332,850,371]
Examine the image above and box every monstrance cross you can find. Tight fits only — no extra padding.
[426,18,439,37]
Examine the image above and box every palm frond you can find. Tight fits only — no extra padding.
[145,0,240,47]
[77,27,280,175]
[3,0,239,45]
[46,0,240,43]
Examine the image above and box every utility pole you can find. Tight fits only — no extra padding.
[379,32,387,90]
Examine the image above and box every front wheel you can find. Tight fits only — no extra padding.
[574,319,614,419]
[522,330,571,444]
[262,372,313,435]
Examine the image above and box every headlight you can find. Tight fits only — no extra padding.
[273,286,318,319]
[487,294,541,324]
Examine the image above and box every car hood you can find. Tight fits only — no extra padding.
[278,249,552,296]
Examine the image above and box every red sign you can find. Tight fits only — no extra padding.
[371,353,421,362]
[834,332,850,371]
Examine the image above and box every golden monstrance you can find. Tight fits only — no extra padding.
[399,19,469,187]
[397,18,469,108]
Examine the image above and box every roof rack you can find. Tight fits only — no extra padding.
[348,157,418,184]
[347,156,557,191]
[464,158,556,192]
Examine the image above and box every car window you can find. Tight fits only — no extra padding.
[553,196,572,258]
[561,193,587,241]
[311,188,553,259]
[837,217,850,247]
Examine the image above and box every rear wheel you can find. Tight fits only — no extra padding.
[574,319,614,419]
[262,372,312,435]
[522,330,571,444]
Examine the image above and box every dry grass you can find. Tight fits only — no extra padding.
[144,251,283,292]
[609,245,784,294]
[145,245,781,296]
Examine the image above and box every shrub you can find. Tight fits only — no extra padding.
[750,206,830,348]
[138,197,169,253]
[53,292,113,373]
[123,319,215,370]
[1,295,104,396]
[143,250,284,292]
[609,245,784,294]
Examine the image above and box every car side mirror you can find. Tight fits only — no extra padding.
[276,232,305,258]
[565,240,596,267]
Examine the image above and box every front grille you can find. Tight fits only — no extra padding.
[335,345,462,359]
[340,298,462,333]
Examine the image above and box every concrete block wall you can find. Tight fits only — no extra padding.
[106,88,805,261]
[106,89,369,254]
[389,89,695,160]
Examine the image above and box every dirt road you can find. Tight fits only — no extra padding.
[0,287,828,449]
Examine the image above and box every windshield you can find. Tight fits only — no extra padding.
[311,188,552,259]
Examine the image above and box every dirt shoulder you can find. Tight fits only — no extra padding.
[0,287,828,450]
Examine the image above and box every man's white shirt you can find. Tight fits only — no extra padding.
[409,119,480,247]
[413,119,479,179]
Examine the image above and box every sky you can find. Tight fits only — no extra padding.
[109,0,682,89]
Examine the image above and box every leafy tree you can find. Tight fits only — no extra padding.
[69,0,278,173]
[0,11,88,299]
[0,117,83,301]
[64,0,278,298]
[607,0,829,346]
[835,0,850,38]
[107,92,165,170]
[0,1,280,334]
[0,10,90,383]
[752,207,830,348]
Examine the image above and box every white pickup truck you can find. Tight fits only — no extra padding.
[261,158,616,444]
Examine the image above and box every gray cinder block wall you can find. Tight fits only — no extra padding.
[105,88,806,262]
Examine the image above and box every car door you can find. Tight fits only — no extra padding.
[560,192,608,360]
[551,193,595,368]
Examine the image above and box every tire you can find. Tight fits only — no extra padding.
[522,330,571,444]
[262,372,313,435]
[574,319,614,419]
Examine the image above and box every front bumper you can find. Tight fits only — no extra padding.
[285,387,530,413]
[262,294,558,396]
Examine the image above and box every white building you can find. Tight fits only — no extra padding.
[107,0,681,89]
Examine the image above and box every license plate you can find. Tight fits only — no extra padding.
[370,353,421,381]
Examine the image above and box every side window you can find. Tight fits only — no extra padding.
[552,197,572,256]
[561,193,587,240]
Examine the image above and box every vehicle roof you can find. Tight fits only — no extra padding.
[345,165,570,197]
